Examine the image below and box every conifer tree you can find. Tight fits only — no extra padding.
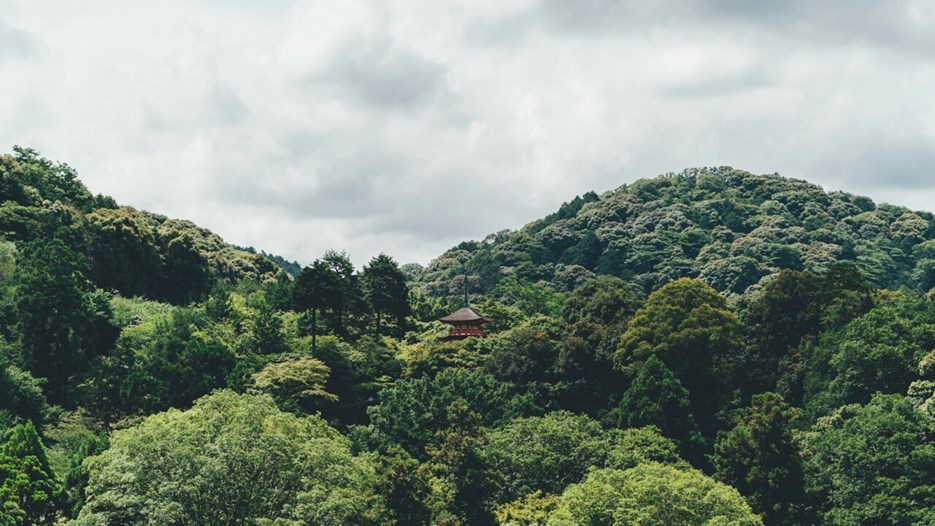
[0,421,64,526]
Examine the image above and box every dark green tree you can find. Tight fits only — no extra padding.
[615,278,741,436]
[482,411,609,505]
[800,394,935,525]
[420,399,495,526]
[365,369,536,460]
[614,355,707,468]
[294,251,362,349]
[361,254,411,338]
[244,292,288,355]
[715,393,806,526]
[14,233,97,404]
[85,207,161,298]
[159,232,211,304]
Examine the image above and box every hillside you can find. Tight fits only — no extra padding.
[1,153,934,525]
[417,166,935,299]
[0,147,289,304]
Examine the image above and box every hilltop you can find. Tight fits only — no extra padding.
[417,166,935,299]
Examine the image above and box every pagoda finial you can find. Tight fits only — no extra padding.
[462,270,469,307]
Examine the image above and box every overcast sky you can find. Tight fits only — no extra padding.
[2,1,934,266]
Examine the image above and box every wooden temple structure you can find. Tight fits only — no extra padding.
[439,276,492,340]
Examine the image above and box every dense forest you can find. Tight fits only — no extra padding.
[1,148,934,525]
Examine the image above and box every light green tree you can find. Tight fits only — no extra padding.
[73,390,384,526]
[547,463,762,526]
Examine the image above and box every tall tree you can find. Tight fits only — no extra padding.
[715,393,806,526]
[361,254,411,338]
[421,399,495,526]
[614,278,741,435]
[294,251,362,350]
[614,354,707,468]
[14,232,97,404]
[0,420,64,526]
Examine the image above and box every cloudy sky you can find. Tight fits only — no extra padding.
[2,1,934,266]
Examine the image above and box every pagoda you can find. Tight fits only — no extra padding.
[439,276,492,340]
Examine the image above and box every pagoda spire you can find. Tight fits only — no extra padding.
[439,269,492,341]
[463,271,469,307]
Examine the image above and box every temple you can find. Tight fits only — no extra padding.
[439,275,492,340]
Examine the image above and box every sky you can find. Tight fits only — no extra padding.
[2,1,934,266]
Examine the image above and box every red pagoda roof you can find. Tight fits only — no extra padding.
[439,307,493,324]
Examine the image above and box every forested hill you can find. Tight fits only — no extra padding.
[3,151,935,525]
[0,147,289,303]
[417,166,935,299]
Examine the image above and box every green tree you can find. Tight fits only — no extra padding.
[548,463,762,526]
[366,369,536,460]
[614,355,707,467]
[362,254,411,338]
[85,207,161,298]
[14,233,99,404]
[243,291,289,355]
[614,278,741,435]
[715,393,806,526]
[0,421,64,526]
[421,399,495,526]
[483,411,608,505]
[805,293,935,418]
[0,362,47,428]
[74,391,384,525]
[294,252,362,350]
[159,231,212,304]
[799,394,935,526]
[250,356,337,413]
[81,307,235,419]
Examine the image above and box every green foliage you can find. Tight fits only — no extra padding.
[805,292,935,418]
[420,399,495,526]
[250,356,337,413]
[738,267,871,404]
[0,147,93,211]
[615,278,740,435]
[493,277,566,319]
[548,463,762,526]
[370,446,431,526]
[366,369,537,460]
[80,307,235,420]
[495,491,561,526]
[483,411,608,505]
[14,233,109,404]
[484,315,561,386]
[799,394,935,525]
[74,391,384,526]
[715,393,805,526]
[603,426,687,471]
[85,207,162,298]
[416,167,935,301]
[561,275,642,328]
[613,355,707,467]
[0,363,46,428]
[0,420,64,525]
[362,254,411,338]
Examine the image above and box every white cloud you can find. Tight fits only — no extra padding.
[1,0,934,267]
